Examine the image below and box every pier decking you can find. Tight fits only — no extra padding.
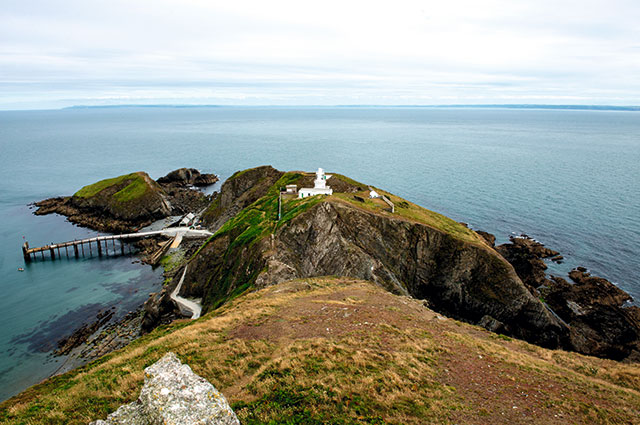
[22,227,213,262]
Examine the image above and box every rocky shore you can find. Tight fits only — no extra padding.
[31,168,217,374]
[31,165,640,369]
[34,168,217,233]
[492,234,640,361]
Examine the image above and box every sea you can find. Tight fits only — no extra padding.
[0,106,639,401]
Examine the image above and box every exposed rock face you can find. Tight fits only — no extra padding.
[476,231,496,247]
[184,199,568,349]
[157,168,219,187]
[91,352,239,425]
[141,285,181,333]
[494,234,640,361]
[201,165,284,230]
[179,166,637,361]
[496,236,559,293]
[541,271,640,360]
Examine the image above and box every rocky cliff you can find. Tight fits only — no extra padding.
[35,169,214,233]
[177,167,567,349]
[496,236,640,361]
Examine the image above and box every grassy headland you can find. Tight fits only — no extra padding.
[2,278,638,424]
[73,172,151,203]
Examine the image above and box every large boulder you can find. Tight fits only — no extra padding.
[157,168,219,187]
[91,352,239,425]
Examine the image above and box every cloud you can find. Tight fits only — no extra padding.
[1,0,639,108]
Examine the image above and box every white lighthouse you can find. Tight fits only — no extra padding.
[298,168,333,198]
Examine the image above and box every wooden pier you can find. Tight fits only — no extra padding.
[23,234,142,262]
[21,228,213,262]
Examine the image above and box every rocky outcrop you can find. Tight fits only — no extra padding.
[541,270,640,360]
[54,309,114,356]
[476,231,496,247]
[496,236,559,293]
[201,165,284,230]
[141,285,181,333]
[91,352,239,425]
[178,166,638,361]
[494,234,640,361]
[34,170,213,233]
[157,168,219,187]
[184,198,568,349]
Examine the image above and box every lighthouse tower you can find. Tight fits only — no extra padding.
[298,167,333,198]
[314,168,327,189]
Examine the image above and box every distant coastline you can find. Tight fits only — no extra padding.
[62,104,640,112]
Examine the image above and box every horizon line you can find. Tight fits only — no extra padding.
[2,104,640,112]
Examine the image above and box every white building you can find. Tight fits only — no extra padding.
[285,184,298,194]
[369,190,380,198]
[298,168,333,198]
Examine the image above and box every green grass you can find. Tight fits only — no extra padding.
[2,278,640,424]
[331,191,484,246]
[193,172,327,309]
[209,172,322,249]
[159,251,185,274]
[330,173,367,188]
[73,172,150,203]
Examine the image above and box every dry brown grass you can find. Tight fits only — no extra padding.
[1,277,639,424]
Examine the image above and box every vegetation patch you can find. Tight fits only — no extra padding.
[73,172,150,201]
[331,190,484,246]
[3,278,639,424]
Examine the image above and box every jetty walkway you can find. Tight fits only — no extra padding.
[22,227,212,262]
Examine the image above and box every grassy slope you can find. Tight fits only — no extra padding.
[192,170,493,312]
[189,172,325,309]
[2,278,638,425]
[330,192,484,246]
[73,172,151,203]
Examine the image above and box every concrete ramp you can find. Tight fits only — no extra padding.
[170,266,202,320]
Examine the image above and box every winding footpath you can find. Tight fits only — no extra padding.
[170,265,202,319]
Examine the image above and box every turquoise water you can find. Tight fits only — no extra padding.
[1,106,639,400]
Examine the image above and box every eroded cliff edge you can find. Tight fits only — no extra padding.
[173,166,568,350]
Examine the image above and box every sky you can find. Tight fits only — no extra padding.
[1,0,639,109]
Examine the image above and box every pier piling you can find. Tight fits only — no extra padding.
[20,227,212,263]
[22,242,31,262]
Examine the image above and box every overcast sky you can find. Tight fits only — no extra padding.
[1,0,639,109]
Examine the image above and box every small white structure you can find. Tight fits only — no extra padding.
[285,184,298,194]
[298,168,333,198]
[369,190,380,198]
[180,212,196,226]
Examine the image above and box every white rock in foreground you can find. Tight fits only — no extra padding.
[91,352,239,425]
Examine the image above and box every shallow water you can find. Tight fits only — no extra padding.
[0,106,638,401]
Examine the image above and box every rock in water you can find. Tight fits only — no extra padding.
[91,352,239,425]
[157,168,219,187]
